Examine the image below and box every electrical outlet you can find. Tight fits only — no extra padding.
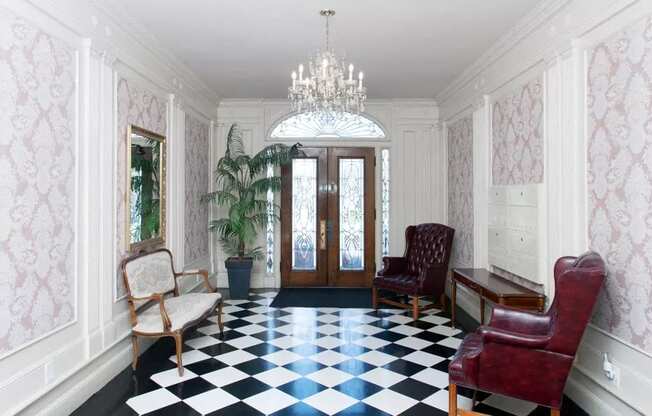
[611,364,621,388]
[602,352,620,388]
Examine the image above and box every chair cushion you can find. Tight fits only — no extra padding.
[134,292,221,334]
[373,274,419,294]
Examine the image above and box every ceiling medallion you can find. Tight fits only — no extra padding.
[288,9,366,114]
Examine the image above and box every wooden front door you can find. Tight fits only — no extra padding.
[281,147,375,287]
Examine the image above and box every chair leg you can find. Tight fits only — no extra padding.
[131,335,139,371]
[412,296,420,321]
[551,409,560,416]
[372,286,378,310]
[217,300,224,337]
[440,293,446,310]
[449,383,457,416]
[174,333,184,376]
[471,389,477,409]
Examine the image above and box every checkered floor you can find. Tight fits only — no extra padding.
[74,291,589,416]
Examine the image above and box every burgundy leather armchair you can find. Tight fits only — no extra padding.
[448,252,606,416]
[373,223,454,320]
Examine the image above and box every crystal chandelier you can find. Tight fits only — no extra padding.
[288,9,366,114]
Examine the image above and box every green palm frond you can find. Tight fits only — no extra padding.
[203,122,300,258]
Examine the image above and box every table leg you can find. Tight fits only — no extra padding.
[480,297,485,325]
[451,279,457,328]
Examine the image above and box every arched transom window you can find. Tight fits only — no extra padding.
[270,111,386,139]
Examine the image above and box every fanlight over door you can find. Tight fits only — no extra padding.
[281,147,375,287]
[270,111,386,139]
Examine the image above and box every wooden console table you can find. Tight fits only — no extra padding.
[451,268,545,327]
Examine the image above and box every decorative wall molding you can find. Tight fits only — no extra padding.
[0,1,218,415]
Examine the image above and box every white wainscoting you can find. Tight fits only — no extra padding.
[214,100,444,289]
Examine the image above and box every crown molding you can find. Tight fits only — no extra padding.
[90,1,220,108]
[436,0,570,104]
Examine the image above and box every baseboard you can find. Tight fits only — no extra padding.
[16,336,154,416]
[566,325,651,416]
[453,294,652,416]
[12,280,208,416]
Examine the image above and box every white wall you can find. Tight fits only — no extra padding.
[213,100,445,289]
[0,1,218,415]
[438,0,652,415]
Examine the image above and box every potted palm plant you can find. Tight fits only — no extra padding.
[203,123,300,299]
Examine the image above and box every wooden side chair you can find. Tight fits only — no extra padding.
[122,248,223,376]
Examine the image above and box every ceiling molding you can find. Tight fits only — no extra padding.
[436,0,570,104]
[91,0,220,108]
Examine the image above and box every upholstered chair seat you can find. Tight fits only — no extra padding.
[134,292,222,333]
[122,248,224,376]
[448,252,606,416]
[373,223,454,320]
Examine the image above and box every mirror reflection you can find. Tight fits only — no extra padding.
[127,125,166,250]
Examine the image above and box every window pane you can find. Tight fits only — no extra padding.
[292,159,317,270]
[339,158,364,270]
[266,163,274,273]
[381,149,390,257]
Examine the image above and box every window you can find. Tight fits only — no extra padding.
[381,149,390,257]
[266,164,275,273]
[270,111,385,139]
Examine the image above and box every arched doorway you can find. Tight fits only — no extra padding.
[272,112,385,287]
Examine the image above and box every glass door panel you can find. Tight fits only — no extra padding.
[281,148,328,287]
[291,159,317,270]
[339,158,365,270]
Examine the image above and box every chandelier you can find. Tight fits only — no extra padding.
[288,9,366,114]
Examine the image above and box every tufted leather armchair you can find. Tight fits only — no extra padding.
[448,252,606,416]
[373,223,454,320]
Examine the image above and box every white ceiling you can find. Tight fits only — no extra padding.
[105,0,540,99]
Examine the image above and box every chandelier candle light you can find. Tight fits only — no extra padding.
[288,9,366,114]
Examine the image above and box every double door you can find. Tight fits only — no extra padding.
[281,147,375,287]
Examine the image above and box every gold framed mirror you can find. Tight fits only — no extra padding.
[126,125,166,252]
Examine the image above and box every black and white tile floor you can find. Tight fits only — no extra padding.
[73,291,589,416]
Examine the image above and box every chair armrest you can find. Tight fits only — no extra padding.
[378,257,408,276]
[175,269,215,293]
[488,305,550,335]
[478,326,550,349]
[130,293,172,331]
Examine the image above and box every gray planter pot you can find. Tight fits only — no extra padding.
[225,257,253,299]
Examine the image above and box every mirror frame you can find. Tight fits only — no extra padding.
[126,124,167,252]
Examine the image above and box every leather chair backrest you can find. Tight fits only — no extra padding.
[123,249,176,299]
[405,223,455,276]
[546,252,606,356]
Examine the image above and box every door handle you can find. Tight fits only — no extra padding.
[320,220,327,250]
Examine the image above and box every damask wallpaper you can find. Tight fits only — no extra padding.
[0,7,76,355]
[184,114,209,265]
[447,115,474,268]
[491,76,544,185]
[587,15,652,353]
[116,77,166,298]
